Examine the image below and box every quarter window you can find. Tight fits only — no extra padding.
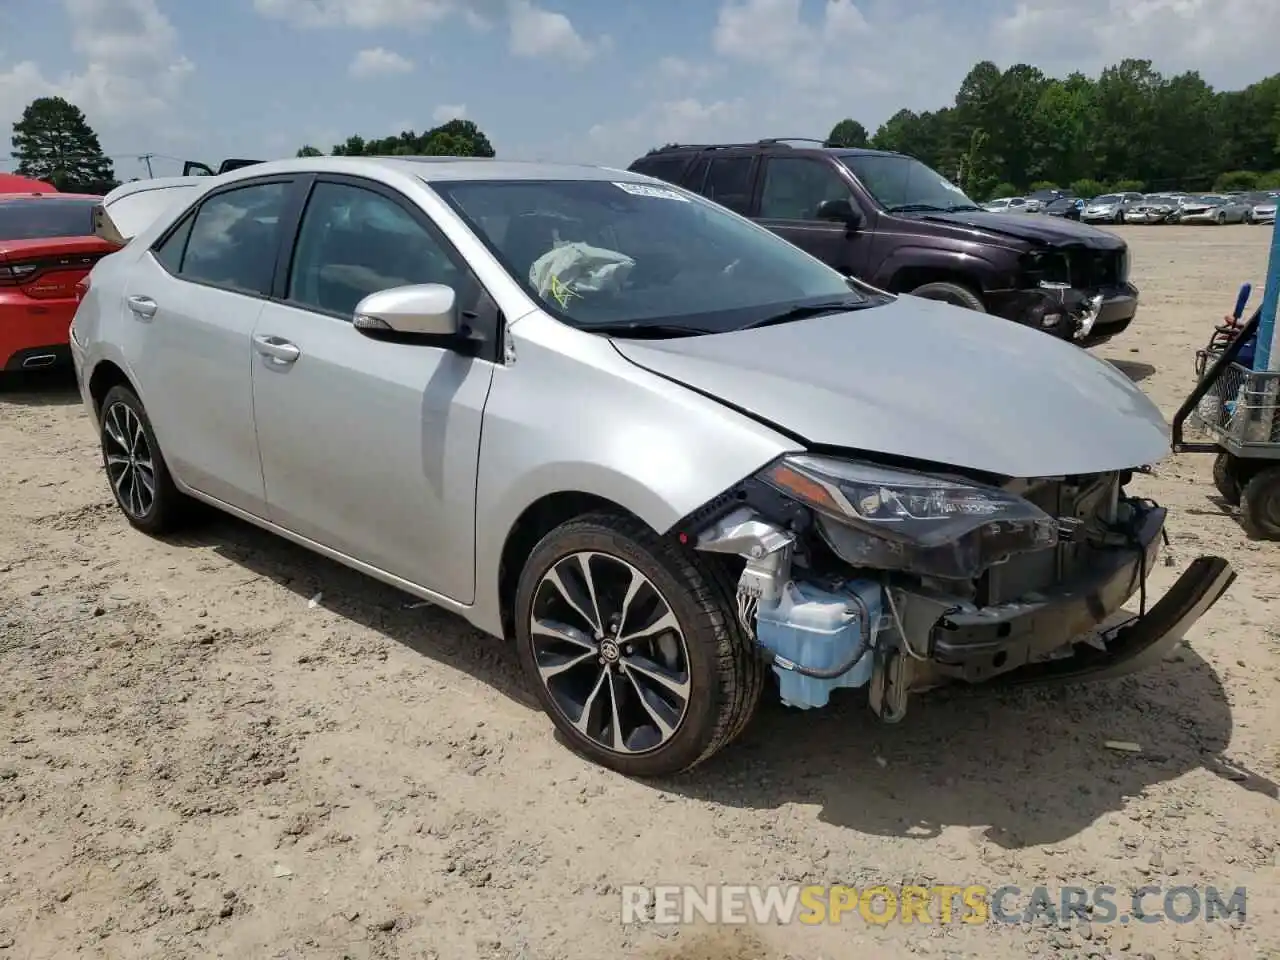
[178,181,289,295]
[759,158,854,220]
[287,181,464,318]
[152,212,194,274]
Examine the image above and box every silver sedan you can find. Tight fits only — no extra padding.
[68,157,1234,776]
[1178,195,1252,224]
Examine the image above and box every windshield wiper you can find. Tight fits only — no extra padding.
[945,204,982,212]
[885,203,947,213]
[737,298,872,331]
[574,321,714,339]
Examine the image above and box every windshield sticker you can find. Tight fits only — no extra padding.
[937,178,966,195]
[613,181,690,202]
[547,274,581,308]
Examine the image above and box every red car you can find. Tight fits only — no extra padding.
[1,192,121,374]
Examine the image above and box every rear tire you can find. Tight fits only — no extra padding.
[513,512,765,777]
[1240,466,1280,540]
[99,385,192,535]
[1212,452,1242,506]
[909,281,985,313]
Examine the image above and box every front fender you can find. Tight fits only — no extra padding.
[469,313,796,636]
[877,245,1007,293]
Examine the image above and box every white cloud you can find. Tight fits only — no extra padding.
[586,97,747,161]
[507,0,603,64]
[252,0,457,29]
[253,0,607,65]
[0,0,194,152]
[348,47,415,78]
[433,103,467,122]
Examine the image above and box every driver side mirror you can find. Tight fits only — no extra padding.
[353,283,460,339]
[815,198,863,231]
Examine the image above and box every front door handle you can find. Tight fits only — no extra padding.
[253,335,301,365]
[127,295,157,319]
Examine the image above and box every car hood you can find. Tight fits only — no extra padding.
[611,296,1170,479]
[912,209,1124,250]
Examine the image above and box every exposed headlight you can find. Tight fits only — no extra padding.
[759,454,1057,580]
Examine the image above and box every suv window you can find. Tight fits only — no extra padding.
[288,180,463,317]
[702,156,756,215]
[632,156,689,186]
[179,181,288,295]
[759,157,853,220]
[682,156,710,193]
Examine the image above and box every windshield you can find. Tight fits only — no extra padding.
[837,153,979,212]
[429,178,873,332]
[0,198,97,241]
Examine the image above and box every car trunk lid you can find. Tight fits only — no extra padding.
[0,235,120,299]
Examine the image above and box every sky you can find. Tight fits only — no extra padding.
[1,0,1278,182]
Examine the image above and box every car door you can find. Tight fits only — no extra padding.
[127,175,300,515]
[754,155,870,276]
[249,175,496,603]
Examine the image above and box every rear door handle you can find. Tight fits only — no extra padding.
[253,334,301,365]
[126,295,157,319]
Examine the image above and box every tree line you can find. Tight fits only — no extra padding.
[824,58,1280,200]
[295,120,495,160]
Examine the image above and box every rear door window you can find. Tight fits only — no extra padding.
[702,156,757,215]
[176,181,290,296]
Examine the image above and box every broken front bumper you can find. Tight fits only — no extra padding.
[901,506,1235,688]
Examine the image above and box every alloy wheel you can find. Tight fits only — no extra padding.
[102,401,155,519]
[529,551,691,755]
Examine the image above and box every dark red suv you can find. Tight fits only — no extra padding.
[628,140,1138,346]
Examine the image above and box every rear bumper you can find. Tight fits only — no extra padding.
[0,298,76,370]
[3,343,71,371]
[922,506,1234,686]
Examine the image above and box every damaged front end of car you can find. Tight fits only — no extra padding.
[678,454,1235,722]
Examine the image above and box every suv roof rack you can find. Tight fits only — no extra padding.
[652,137,831,154]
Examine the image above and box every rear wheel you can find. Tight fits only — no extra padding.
[909,281,985,313]
[1212,452,1242,506]
[514,513,765,777]
[1216,211,1226,225]
[1240,466,1280,540]
[99,385,192,535]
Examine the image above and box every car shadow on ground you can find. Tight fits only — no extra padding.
[666,653,1276,847]
[165,512,1273,849]
[0,367,81,405]
[1108,358,1157,382]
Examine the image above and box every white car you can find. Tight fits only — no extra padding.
[982,196,1029,214]
[98,177,210,242]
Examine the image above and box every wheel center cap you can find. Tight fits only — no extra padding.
[600,639,621,663]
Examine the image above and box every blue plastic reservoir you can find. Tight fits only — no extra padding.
[755,579,884,709]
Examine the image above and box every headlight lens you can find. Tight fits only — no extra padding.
[760,454,1058,580]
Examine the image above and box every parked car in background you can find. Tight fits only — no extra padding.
[1024,188,1071,213]
[1123,195,1178,224]
[0,191,120,375]
[1178,195,1252,225]
[982,196,1028,214]
[628,140,1137,345]
[101,177,208,242]
[1250,195,1277,225]
[69,155,1235,776]
[1040,196,1083,220]
[1082,193,1144,225]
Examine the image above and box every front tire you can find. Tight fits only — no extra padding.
[1240,466,1280,540]
[1212,452,1242,506]
[909,281,985,312]
[99,385,191,535]
[514,512,765,777]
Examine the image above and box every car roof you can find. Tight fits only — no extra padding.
[207,156,646,185]
[0,191,100,201]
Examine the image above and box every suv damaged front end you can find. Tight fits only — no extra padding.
[993,245,1136,347]
[679,454,1234,721]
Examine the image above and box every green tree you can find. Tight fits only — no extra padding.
[296,145,324,157]
[312,120,496,160]
[826,118,868,148]
[10,96,116,192]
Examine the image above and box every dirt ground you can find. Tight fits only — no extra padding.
[2,224,1278,960]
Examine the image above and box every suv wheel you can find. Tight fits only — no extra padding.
[99,385,192,535]
[514,512,765,777]
[909,281,985,312]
